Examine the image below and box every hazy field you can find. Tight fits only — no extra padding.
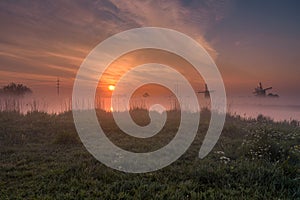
[0,109,299,199]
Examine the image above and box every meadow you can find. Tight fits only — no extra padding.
[0,109,299,199]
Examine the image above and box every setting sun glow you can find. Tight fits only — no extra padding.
[108,85,115,91]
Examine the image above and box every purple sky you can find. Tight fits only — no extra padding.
[0,0,299,98]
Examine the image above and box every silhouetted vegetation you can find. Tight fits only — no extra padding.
[0,82,32,96]
[0,110,299,199]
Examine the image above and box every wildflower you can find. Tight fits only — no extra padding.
[215,151,225,155]
[220,156,230,164]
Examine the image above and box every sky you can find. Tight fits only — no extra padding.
[0,0,299,99]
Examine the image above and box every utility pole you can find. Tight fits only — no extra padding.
[175,83,179,111]
[56,77,60,96]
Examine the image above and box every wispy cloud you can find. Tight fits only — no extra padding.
[110,0,233,58]
[0,0,233,92]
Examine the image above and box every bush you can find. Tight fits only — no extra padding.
[240,126,300,163]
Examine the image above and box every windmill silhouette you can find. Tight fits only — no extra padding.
[253,82,279,97]
[198,84,214,98]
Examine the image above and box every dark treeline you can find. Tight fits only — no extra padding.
[0,82,32,96]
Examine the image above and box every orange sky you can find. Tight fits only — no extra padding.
[97,49,204,98]
[0,0,299,99]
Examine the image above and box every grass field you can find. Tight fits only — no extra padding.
[0,109,299,199]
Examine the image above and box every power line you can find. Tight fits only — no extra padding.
[56,77,60,96]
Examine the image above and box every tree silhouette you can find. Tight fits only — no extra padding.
[1,82,32,96]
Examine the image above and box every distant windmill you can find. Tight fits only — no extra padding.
[143,92,150,98]
[253,82,279,97]
[141,92,150,109]
[198,84,214,98]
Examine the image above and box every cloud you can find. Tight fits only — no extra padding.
[110,0,233,58]
[0,0,233,90]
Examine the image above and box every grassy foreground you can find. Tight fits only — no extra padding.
[0,110,299,199]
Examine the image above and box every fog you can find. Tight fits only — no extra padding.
[1,90,300,122]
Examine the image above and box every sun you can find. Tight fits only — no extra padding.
[108,85,115,91]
